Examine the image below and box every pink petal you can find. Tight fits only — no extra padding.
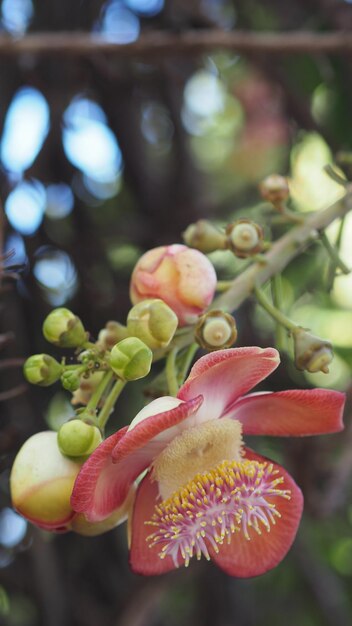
[229,389,345,436]
[210,447,303,578]
[71,397,203,522]
[111,395,203,462]
[129,471,179,575]
[71,427,137,522]
[178,347,280,425]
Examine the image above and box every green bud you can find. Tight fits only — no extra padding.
[61,370,81,392]
[182,220,226,253]
[110,337,152,381]
[293,328,334,374]
[195,310,238,351]
[57,420,102,458]
[43,308,87,348]
[24,354,63,386]
[226,219,264,258]
[127,299,178,350]
[97,321,129,350]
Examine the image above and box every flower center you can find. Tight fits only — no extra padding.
[152,418,243,500]
[146,459,291,568]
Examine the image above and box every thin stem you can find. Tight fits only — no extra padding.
[1,31,352,59]
[86,370,113,413]
[142,187,352,357]
[254,285,297,332]
[178,343,198,386]
[97,378,126,430]
[270,275,288,350]
[320,231,350,274]
[216,280,234,292]
[166,347,179,396]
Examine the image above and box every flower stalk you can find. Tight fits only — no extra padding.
[166,347,179,396]
[97,378,127,431]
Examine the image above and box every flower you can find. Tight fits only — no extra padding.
[129,244,217,326]
[71,347,344,577]
[10,431,133,536]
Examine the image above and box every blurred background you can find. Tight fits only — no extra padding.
[1,1,352,625]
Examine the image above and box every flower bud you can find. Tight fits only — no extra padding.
[58,420,102,458]
[71,372,104,407]
[10,431,81,531]
[130,244,217,326]
[24,354,62,386]
[97,321,129,351]
[182,220,226,253]
[110,337,152,381]
[226,219,264,258]
[61,370,81,392]
[259,174,289,206]
[195,310,237,351]
[293,328,334,374]
[127,299,178,350]
[43,308,87,348]
[70,486,135,536]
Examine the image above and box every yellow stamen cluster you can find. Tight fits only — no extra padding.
[146,459,291,568]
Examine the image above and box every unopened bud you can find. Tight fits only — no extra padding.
[130,244,217,326]
[293,328,334,373]
[226,219,264,258]
[71,372,104,407]
[195,310,237,350]
[259,174,289,206]
[58,420,102,458]
[43,308,87,348]
[127,299,178,350]
[24,354,62,386]
[10,431,81,531]
[110,337,152,381]
[61,370,81,392]
[70,486,135,536]
[182,220,226,253]
[97,321,129,351]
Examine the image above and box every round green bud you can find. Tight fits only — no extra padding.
[43,308,87,348]
[24,354,63,386]
[127,299,178,350]
[57,420,102,458]
[61,370,81,392]
[110,337,152,381]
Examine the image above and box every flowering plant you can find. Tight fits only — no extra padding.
[71,347,344,577]
[9,174,350,579]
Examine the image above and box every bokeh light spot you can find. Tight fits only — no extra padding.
[63,97,122,183]
[0,508,27,548]
[34,247,78,306]
[5,180,46,236]
[1,87,50,175]
[100,1,140,43]
[46,183,74,219]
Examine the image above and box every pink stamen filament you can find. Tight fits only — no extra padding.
[146,459,291,568]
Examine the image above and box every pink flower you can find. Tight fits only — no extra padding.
[71,347,345,577]
[129,244,217,326]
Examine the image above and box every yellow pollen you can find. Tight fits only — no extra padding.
[146,459,291,568]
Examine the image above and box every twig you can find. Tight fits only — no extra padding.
[168,187,352,351]
[0,30,352,59]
